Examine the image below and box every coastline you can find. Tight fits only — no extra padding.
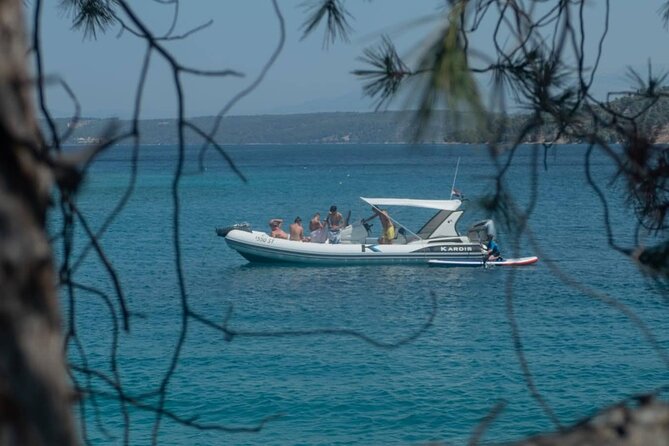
[46,109,640,146]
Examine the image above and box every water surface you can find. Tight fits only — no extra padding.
[60,144,668,445]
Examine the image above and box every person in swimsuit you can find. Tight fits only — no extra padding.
[325,205,344,244]
[309,213,323,231]
[309,212,326,243]
[289,217,308,241]
[268,218,288,239]
[362,207,395,244]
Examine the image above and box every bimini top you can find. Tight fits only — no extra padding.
[360,197,462,211]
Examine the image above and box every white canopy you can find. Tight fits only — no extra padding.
[360,197,461,211]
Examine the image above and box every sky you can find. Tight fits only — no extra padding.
[33,0,669,119]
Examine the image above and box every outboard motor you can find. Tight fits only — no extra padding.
[216,222,252,237]
[466,219,496,243]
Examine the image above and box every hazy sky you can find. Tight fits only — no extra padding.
[33,1,669,119]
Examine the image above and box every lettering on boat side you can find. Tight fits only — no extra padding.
[440,246,473,252]
[255,234,274,244]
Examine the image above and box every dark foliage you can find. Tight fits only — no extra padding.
[300,0,352,48]
[59,0,118,38]
[352,36,410,110]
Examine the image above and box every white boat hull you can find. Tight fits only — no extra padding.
[224,230,486,265]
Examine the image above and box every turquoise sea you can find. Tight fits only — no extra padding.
[60,144,668,445]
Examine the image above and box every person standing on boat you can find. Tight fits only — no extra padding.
[309,212,326,243]
[485,235,502,261]
[269,218,289,239]
[325,205,343,244]
[362,207,395,244]
[289,217,308,242]
[309,212,323,231]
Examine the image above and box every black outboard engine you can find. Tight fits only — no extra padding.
[216,223,252,237]
[466,219,496,243]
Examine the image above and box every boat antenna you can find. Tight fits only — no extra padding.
[449,157,461,200]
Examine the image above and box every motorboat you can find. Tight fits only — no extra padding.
[217,197,509,265]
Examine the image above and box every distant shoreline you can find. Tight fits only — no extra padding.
[43,110,614,146]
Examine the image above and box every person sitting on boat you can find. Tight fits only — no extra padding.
[269,218,289,239]
[289,217,309,242]
[325,205,344,244]
[362,207,395,244]
[309,212,327,243]
[485,235,502,261]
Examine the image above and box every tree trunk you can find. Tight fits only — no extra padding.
[0,0,76,444]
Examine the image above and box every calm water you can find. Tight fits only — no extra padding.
[58,144,668,445]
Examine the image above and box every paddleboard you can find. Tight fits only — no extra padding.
[428,256,539,268]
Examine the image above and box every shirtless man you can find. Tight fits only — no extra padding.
[362,207,395,244]
[309,213,323,232]
[308,212,326,243]
[269,218,288,239]
[325,205,344,244]
[289,217,308,241]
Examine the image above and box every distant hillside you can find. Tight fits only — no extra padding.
[50,111,480,145]
[48,93,669,145]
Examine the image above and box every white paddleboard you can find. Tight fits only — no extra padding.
[428,256,539,267]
